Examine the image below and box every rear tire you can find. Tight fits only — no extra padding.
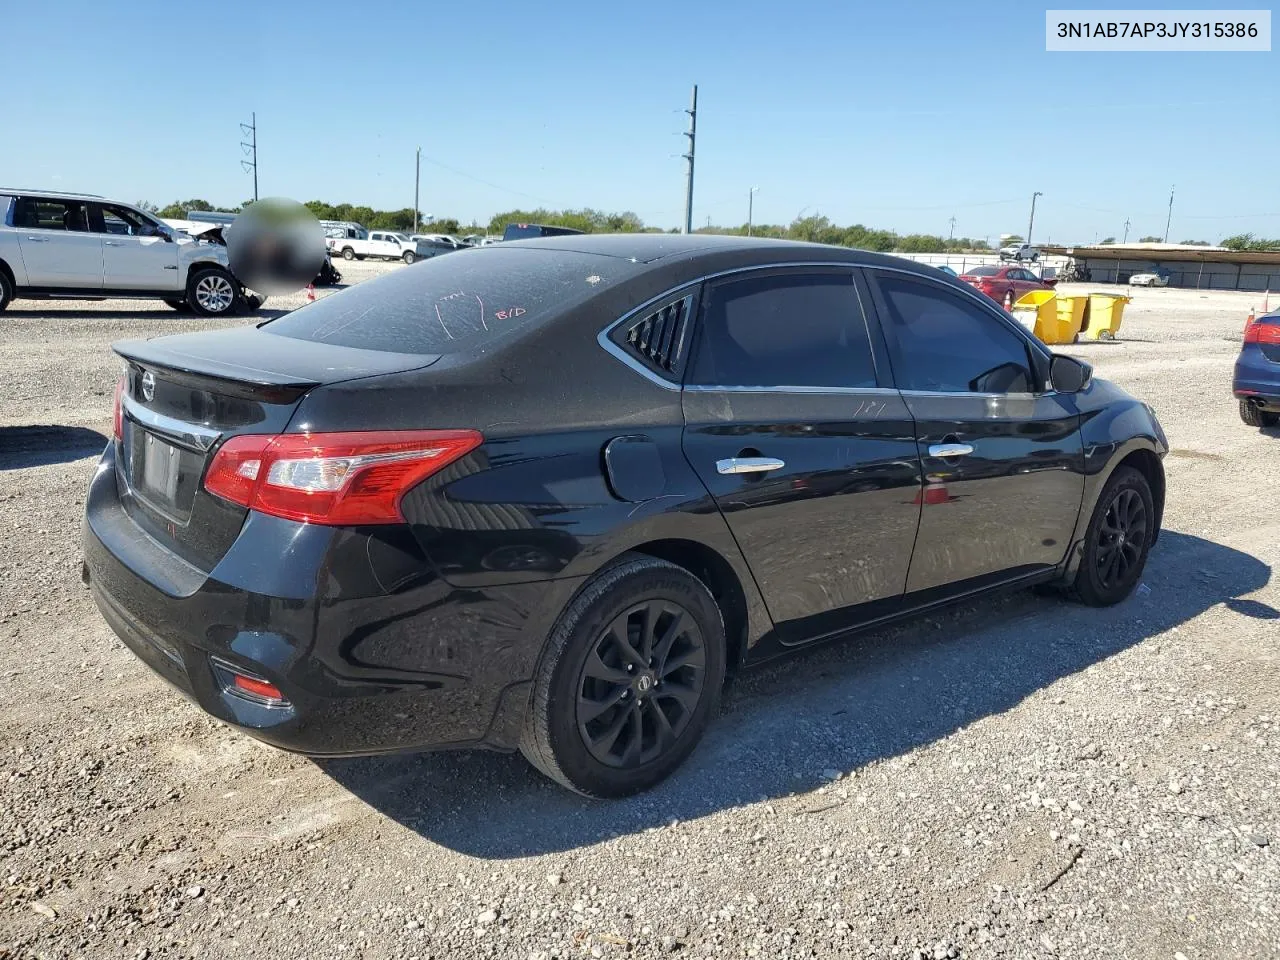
[1069,466,1154,607]
[1240,399,1280,427]
[402,250,416,264]
[520,555,726,798]
[0,270,13,312]
[186,267,238,318]
[341,247,355,261]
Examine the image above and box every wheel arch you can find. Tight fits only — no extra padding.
[625,538,752,674]
[1062,437,1166,582]
[186,259,235,281]
[1115,447,1165,544]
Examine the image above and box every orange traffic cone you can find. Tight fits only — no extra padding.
[306,283,316,302]
[1245,307,1256,335]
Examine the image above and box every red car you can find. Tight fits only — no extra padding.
[960,265,1055,310]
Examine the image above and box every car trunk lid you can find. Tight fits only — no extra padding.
[112,327,439,572]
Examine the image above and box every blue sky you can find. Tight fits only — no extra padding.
[2,0,1276,241]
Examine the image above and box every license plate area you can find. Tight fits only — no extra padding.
[126,428,203,522]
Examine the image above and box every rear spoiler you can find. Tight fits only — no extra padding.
[113,338,319,403]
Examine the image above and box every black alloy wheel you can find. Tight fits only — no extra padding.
[576,599,707,769]
[1070,465,1154,606]
[520,555,725,797]
[1095,487,1148,591]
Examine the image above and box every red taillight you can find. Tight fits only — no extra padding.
[204,429,483,525]
[1244,321,1280,345]
[112,375,125,441]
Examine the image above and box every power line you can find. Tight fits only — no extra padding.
[417,153,556,206]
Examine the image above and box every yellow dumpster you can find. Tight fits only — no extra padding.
[1010,290,1056,342]
[1081,293,1131,340]
[1047,295,1087,345]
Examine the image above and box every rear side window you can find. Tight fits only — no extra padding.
[264,248,631,354]
[688,272,877,389]
[874,274,1036,394]
[15,197,90,231]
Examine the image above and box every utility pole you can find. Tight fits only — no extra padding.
[240,112,258,202]
[1123,218,1131,243]
[948,216,957,240]
[1163,184,1175,242]
[414,147,421,234]
[1026,191,1043,246]
[748,186,759,236]
[682,85,697,235]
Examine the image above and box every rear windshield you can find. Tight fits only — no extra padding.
[965,266,999,277]
[263,248,628,354]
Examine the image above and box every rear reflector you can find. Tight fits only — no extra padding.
[233,673,285,702]
[204,429,483,525]
[1243,320,1280,345]
[112,375,125,441]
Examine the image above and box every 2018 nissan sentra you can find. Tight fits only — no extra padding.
[83,235,1168,797]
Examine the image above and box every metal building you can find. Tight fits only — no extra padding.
[1041,243,1280,291]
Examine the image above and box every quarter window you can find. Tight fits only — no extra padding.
[688,272,876,389]
[875,274,1037,394]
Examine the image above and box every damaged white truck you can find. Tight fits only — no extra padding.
[0,189,259,316]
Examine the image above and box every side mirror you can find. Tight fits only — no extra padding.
[1050,354,1092,393]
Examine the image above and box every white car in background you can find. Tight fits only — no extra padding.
[1129,269,1170,287]
[0,188,254,316]
[998,243,1040,263]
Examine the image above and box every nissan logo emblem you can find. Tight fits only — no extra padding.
[141,371,156,402]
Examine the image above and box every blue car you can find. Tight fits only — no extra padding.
[1234,310,1280,427]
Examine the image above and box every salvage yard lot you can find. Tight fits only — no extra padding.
[2,265,1277,959]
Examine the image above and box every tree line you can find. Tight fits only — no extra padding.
[141,199,997,252]
[143,199,1276,252]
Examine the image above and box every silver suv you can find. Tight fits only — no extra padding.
[0,189,254,316]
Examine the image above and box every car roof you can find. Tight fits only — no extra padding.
[497,233,890,265]
[0,187,106,201]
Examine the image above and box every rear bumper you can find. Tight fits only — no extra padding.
[83,446,581,756]
[1232,349,1280,410]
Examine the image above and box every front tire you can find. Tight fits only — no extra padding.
[1240,399,1280,428]
[1069,466,1154,606]
[402,250,416,264]
[186,268,238,317]
[520,556,726,798]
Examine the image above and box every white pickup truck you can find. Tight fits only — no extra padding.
[325,227,429,264]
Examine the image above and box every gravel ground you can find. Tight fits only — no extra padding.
[1,267,1277,960]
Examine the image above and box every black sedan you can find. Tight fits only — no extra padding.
[83,235,1168,797]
